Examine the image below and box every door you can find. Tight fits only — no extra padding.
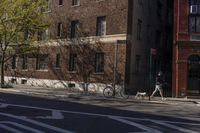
[188,55,200,95]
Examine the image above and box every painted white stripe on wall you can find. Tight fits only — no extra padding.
[37,34,127,46]
[4,76,107,93]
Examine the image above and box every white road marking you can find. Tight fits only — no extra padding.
[36,110,64,119]
[0,102,199,125]
[151,120,199,133]
[0,102,199,132]
[0,121,45,133]
[0,112,75,133]
[0,123,24,133]
[0,103,8,108]
[110,116,163,133]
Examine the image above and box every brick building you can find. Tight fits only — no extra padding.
[5,0,130,92]
[4,0,172,94]
[173,0,200,97]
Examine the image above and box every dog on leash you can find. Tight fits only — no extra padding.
[135,91,147,99]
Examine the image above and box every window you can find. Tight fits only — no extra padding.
[57,22,62,37]
[47,0,52,10]
[12,56,16,69]
[56,54,60,68]
[190,0,200,14]
[71,20,80,38]
[156,1,162,19]
[36,54,48,70]
[96,16,106,36]
[22,55,28,70]
[189,0,200,33]
[155,30,161,48]
[72,0,80,6]
[135,55,141,74]
[137,19,142,40]
[95,53,104,73]
[37,29,49,41]
[69,53,77,71]
[59,0,63,5]
[189,16,200,32]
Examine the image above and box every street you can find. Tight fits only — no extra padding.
[0,92,199,133]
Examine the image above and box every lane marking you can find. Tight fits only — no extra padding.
[1,102,200,125]
[0,121,45,133]
[110,116,163,133]
[0,123,24,133]
[36,110,64,119]
[0,103,8,108]
[0,112,75,133]
[151,120,199,133]
[0,102,200,127]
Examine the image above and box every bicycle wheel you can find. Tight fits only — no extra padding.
[103,86,114,98]
[120,88,130,99]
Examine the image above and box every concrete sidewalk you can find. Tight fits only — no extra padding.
[0,84,199,105]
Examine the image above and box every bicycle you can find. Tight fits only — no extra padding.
[103,84,130,99]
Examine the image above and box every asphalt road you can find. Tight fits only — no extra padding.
[0,92,199,133]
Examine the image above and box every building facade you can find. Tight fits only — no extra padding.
[126,0,173,95]
[4,0,172,94]
[173,0,200,97]
[5,0,130,92]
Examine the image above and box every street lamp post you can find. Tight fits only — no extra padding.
[113,40,127,96]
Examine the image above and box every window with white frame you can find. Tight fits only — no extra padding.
[189,0,200,33]
[36,54,49,70]
[69,53,77,71]
[95,53,104,73]
[71,20,80,38]
[12,56,16,69]
[22,55,28,70]
[190,0,200,14]
[59,0,63,5]
[96,16,106,36]
[72,0,80,6]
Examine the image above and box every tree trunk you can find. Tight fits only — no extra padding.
[1,52,5,88]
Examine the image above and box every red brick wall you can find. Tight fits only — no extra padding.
[5,43,127,84]
[49,0,129,39]
[173,0,197,97]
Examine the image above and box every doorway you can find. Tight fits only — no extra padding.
[188,55,200,95]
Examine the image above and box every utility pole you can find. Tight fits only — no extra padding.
[113,40,127,96]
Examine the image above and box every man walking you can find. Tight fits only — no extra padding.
[150,71,165,100]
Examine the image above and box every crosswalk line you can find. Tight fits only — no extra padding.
[0,124,24,133]
[109,116,163,133]
[151,120,199,133]
[0,121,45,133]
[0,112,75,133]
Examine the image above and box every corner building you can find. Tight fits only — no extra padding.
[173,0,200,97]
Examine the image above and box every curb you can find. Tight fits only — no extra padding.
[0,87,199,105]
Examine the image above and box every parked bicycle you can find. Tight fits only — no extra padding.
[103,83,130,99]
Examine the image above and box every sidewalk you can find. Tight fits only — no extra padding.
[0,85,199,105]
